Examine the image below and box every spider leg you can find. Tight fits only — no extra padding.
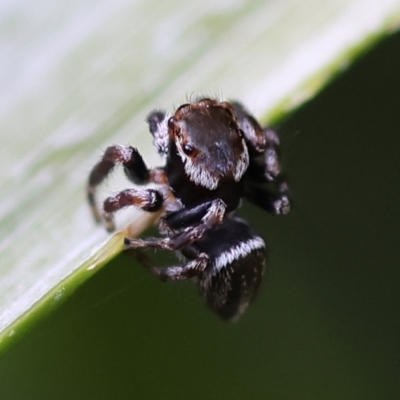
[87,144,167,223]
[146,110,170,156]
[160,201,214,232]
[231,100,291,214]
[231,101,283,183]
[244,180,290,215]
[154,253,209,281]
[102,187,163,232]
[124,198,226,250]
[231,101,269,154]
[125,247,209,282]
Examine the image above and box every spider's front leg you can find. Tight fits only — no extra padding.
[86,144,167,225]
[102,187,163,232]
[124,198,226,251]
[146,109,170,157]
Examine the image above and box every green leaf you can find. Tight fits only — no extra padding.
[1,0,399,354]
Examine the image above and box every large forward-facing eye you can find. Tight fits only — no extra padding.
[183,143,195,156]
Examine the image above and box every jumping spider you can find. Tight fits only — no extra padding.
[87,98,290,320]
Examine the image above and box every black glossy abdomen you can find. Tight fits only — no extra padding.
[192,218,267,320]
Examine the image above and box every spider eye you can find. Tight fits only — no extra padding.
[168,117,175,129]
[183,143,195,156]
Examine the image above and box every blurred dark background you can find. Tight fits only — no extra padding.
[1,31,399,400]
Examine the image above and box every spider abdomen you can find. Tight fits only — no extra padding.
[190,218,267,320]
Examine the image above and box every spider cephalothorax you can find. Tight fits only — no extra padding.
[167,100,249,190]
[87,97,290,320]
[147,98,250,213]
